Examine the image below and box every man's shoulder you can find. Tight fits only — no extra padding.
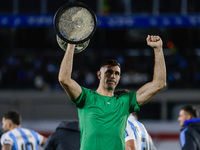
[127,116,139,128]
[16,127,35,133]
[1,130,14,143]
[81,86,95,94]
[1,132,9,138]
[2,128,16,137]
[186,123,200,134]
[181,125,200,139]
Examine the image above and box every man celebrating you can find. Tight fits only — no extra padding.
[1,111,46,150]
[58,35,166,150]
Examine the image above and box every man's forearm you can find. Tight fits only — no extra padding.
[136,35,166,106]
[58,44,75,84]
[153,47,166,88]
[58,44,82,101]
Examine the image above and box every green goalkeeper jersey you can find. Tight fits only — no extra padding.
[73,87,140,150]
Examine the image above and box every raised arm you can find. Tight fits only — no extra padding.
[136,35,166,106]
[58,44,82,101]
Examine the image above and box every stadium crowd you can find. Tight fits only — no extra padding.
[0,47,200,90]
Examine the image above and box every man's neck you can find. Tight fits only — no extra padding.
[96,87,114,97]
[9,125,20,131]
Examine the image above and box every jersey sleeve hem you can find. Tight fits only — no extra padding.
[73,86,85,108]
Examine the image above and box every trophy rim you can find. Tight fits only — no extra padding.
[54,2,97,44]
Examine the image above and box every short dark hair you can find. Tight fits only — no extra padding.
[3,111,21,125]
[181,105,199,118]
[99,59,121,70]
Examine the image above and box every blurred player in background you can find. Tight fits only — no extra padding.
[126,112,156,150]
[58,35,166,150]
[44,120,80,150]
[177,105,200,150]
[115,89,156,150]
[1,110,46,150]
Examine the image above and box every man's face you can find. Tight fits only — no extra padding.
[98,65,121,90]
[177,110,190,127]
[2,117,10,132]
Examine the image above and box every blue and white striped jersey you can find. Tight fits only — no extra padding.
[1,127,44,150]
[125,115,156,150]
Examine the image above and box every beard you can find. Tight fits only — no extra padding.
[107,86,115,90]
[106,82,117,90]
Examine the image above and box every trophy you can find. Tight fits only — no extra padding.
[54,2,97,53]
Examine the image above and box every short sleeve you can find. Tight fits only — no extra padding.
[30,130,44,146]
[1,133,14,146]
[36,133,44,146]
[72,86,90,108]
[128,92,140,113]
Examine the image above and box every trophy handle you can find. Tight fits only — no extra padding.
[56,35,90,53]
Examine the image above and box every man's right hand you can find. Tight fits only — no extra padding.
[146,35,163,50]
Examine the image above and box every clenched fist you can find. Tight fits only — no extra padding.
[146,35,163,49]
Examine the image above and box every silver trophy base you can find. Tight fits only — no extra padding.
[56,35,90,53]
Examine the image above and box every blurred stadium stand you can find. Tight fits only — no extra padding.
[0,0,200,90]
[0,0,200,149]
